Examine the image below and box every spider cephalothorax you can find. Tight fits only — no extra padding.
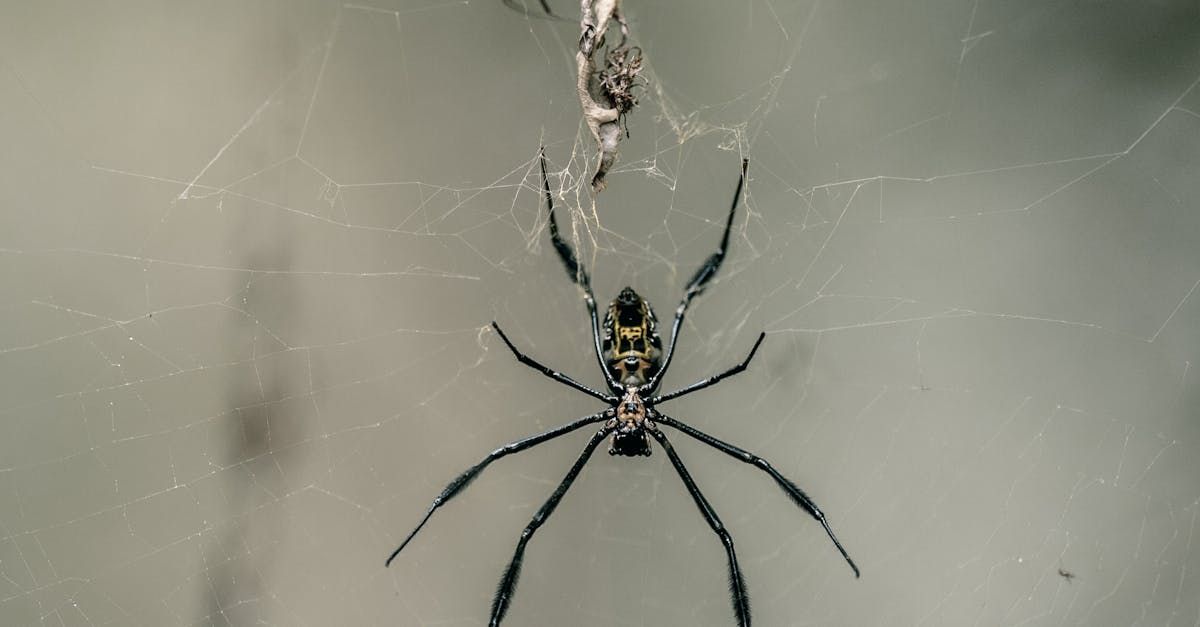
[386,153,858,627]
[609,386,653,456]
[603,286,662,386]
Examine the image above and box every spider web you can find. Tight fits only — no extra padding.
[1,1,1199,625]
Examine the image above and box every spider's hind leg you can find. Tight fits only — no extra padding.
[537,149,619,391]
[682,158,749,301]
[646,158,749,392]
[543,151,591,289]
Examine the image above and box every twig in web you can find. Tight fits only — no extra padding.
[577,0,643,192]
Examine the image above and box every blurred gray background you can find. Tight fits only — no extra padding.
[1,1,1198,625]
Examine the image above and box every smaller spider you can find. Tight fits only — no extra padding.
[386,153,858,626]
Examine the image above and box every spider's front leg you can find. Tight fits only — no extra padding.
[385,411,609,567]
[489,424,615,625]
[656,414,860,578]
[649,428,751,626]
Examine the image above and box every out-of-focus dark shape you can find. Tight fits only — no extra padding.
[501,0,569,21]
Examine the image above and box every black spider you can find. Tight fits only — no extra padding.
[386,153,859,626]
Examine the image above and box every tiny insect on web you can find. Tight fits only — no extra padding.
[385,151,859,627]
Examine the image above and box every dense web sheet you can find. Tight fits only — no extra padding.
[1,1,1199,625]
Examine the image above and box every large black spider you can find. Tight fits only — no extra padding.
[386,153,859,626]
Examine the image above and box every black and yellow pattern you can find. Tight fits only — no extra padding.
[602,286,663,386]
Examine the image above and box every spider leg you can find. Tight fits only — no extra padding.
[645,158,749,393]
[492,321,616,403]
[654,414,860,577]
[540,150,621,392]
[653,332,765,404]
[385,411,610,567]
[490,425,615,626]
[648,428,751,627]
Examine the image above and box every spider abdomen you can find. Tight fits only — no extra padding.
[603,286,662,386]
